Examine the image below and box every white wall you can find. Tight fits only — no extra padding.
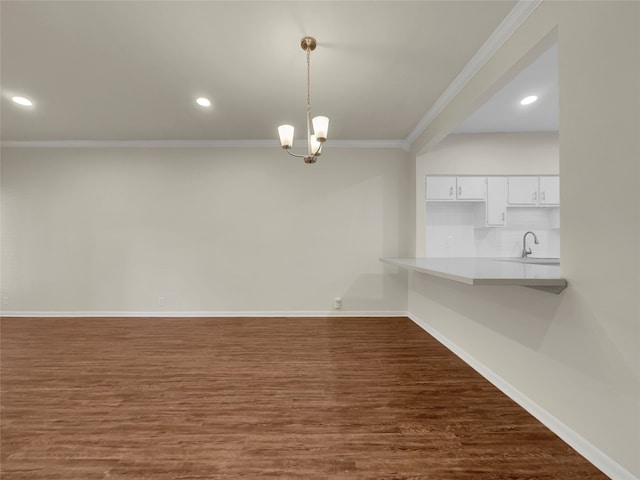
[0,147,410,314]
[410,2,639,477]
[418,132,559,174]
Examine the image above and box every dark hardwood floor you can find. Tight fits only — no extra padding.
[1,316,607,479]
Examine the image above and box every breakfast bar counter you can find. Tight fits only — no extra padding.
[380,257,567,294]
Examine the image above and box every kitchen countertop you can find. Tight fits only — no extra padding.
[380,257,567,294]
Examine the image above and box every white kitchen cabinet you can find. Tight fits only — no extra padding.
[539,176,560,205]
[426,176,486,201]
[508,176,560,206]
[508,176,539,205]
[425,176,456,200]
[485,177,508,226]
[456,177,486,200]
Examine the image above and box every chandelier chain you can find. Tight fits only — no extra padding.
[307,46,311,112]
[306,46,312,157]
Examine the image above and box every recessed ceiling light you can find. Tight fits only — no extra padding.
[12,96,33,106]
[196,97,211,107]
[520,95,538,106]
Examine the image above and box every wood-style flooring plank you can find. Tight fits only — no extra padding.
[1,317,607,479]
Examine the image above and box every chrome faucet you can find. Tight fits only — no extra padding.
[522,231,539,258]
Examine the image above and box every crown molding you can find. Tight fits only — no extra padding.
[327,139,411,151]
[405,0,543,147]
[0,140,279,149]
[0,139,409,150]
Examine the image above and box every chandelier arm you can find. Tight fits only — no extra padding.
[311,143,322,158]
[286,150,307,159]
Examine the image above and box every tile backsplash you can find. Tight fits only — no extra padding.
[426,204,560,258]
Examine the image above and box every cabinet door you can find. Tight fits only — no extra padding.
[539,176,560,205]
[486,177,507,226]
[426,176,456,200]
[508,176,538,205]
[456,177,486,200]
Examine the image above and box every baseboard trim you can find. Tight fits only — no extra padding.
[407,313,638,480]
[0,310,410,318]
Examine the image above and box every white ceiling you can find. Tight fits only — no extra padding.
[1,1,539,144]
[454,43,558,133]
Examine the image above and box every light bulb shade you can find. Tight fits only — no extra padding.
[312,116,329,142]
[310,135,322,156]
[278,125,294,149]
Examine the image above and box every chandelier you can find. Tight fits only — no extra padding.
[277,36,329,164]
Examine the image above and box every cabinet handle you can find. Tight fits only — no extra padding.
[458,186,462,196]
[501,212,505,222]
[449,186,454,197]
[541,191,546,201]
[533,192,537,202]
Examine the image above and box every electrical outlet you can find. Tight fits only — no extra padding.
[334,297,342,310]
[158,296,165,307]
